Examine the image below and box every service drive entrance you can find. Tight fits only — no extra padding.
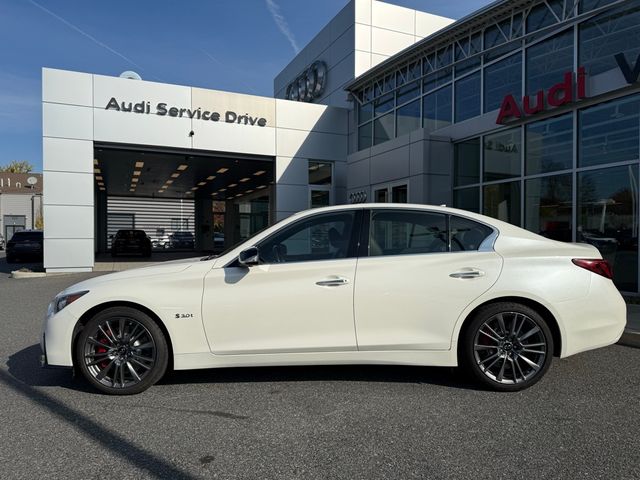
[94,145,275,259]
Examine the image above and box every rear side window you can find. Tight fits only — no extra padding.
[450,216,494,251]
[369,210,447,256]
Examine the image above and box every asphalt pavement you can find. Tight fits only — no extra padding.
[0,267,639,479]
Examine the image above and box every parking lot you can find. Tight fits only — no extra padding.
[0,265,638,479]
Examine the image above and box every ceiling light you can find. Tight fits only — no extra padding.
[257,185,266,189]
[228,183,237,188]
[235,193,242,197]
[131,178,139,183]
[198,181,206,186]
[94,159,99,166]
[219,188,227,192]
[130,184,137,189]
[217,167,228,173]
[94,168,101,174]
[191,186,198,191]
[165,180,174,185]
[186,191,193,195]
[97,182,104,186]
[227,197,234,200]
[99,187,105,191]
[133,171,141,176]
[171,173,180,178]
[95,176,103,181]
[177,164,188,171]
[157,190,164,193]
[135,161,144,168]
[245,189,254,194]
[206,175,216,181]
[211,192,218,196]
[254,170,266,176]
[239,177,250,183]
[130,188,135,192]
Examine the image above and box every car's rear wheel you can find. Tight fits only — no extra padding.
[462,302,553,392]
[75,307,168,395]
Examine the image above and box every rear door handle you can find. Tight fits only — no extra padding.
[316,276,350,287]
[449,268,485,279]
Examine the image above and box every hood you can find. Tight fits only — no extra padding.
[60,256,206,295]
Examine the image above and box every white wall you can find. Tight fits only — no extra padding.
[42,68,349,272]
[273,0,453,108]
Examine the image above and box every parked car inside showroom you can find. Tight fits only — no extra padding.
[41,204,626,395]
[110,229,152,257]
[169,231,195,249]
[6,230,43,263]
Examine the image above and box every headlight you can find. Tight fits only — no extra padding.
[50,291,89,315]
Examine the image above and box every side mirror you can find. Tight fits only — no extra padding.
[238,246,260,267]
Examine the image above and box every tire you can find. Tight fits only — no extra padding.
[75,307,169,395]
[461,302,553,392]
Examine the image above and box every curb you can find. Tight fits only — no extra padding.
[618,329,640,349]
[10,271,47,279]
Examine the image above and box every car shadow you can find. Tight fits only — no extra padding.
[9,343,484,393]
[0,255,44,274]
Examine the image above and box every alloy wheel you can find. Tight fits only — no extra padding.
[473,312,548,385]
[82,317,157,389]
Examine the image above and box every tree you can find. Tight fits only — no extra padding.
[0,160,34,173]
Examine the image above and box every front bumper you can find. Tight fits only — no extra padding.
[41,307,78,367]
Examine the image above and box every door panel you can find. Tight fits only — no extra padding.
[354,251,502,350]
[202,259,357,354]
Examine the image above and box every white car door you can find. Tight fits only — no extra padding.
[354,209,503,351]
[202,210,361,354]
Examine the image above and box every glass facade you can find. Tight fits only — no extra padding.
[351,0,640,292]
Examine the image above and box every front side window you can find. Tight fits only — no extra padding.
[258,211,356,264]
[369,210,447,257]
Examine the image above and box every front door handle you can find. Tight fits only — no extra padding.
[449,268,485,279]
[316,276,350,287]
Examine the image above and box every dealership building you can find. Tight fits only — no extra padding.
[43,0,640,292]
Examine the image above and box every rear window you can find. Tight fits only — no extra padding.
[11,231,42,241]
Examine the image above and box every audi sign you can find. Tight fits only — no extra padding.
[285,61,328,102]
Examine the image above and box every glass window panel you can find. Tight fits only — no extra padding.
[450,216,494,251]
[259,211,356,264]
[397,81,420,105]
[423,53,435,75]
[358,123,372,150]
[437,45,452,68]
[310,190,330,209]
[308,161,332,185]
[454,187,480,213]
[484,24,505,50]
[455,56,481,76]
[483,128,522,181]
[526,29,573,96]
[484,41,520,63]
[374,93,394,116]
[423,68,452,92]
[455,72,481,122]
[526,2,558,33]
[526,113,573,174]
[579,94,640,167]
[484,53,522,113]
[454,138,480,187]
[392,184,408,203]
[525,174,573,242]
[580,0,617,14]
[369,210,447,256]
[455,39,468,61]
[483,181,521,226]
[423,85,452,132]
[359,102,373,124]
[578,165,639,291]
[375,188,388,203]
[579,1,640,77]
[396,99,421,138]
[374,112,394,145]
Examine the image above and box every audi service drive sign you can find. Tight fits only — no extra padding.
[285,61,327,102]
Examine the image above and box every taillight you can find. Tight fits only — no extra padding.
[572,258,613,280]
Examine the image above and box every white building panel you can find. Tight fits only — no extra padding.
[43,138,93,174]
[42,68,93,107]
[43,103,93,140]
[44,205,93,239]
[93,74,191,111]
[43,171,93,207]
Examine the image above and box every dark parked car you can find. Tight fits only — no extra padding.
[111,230,152,257]
[6,230,43,263]
[0,232,4,250]
[169,231,195,249]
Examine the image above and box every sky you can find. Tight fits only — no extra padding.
[0,0,493,172]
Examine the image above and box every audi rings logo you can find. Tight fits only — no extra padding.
[349,191,367,204]
[285,61,328,102]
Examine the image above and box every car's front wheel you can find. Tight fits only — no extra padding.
[462,302,553,392]
[75,307,168,395]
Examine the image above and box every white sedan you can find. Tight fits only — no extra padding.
[41,204,626,394]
